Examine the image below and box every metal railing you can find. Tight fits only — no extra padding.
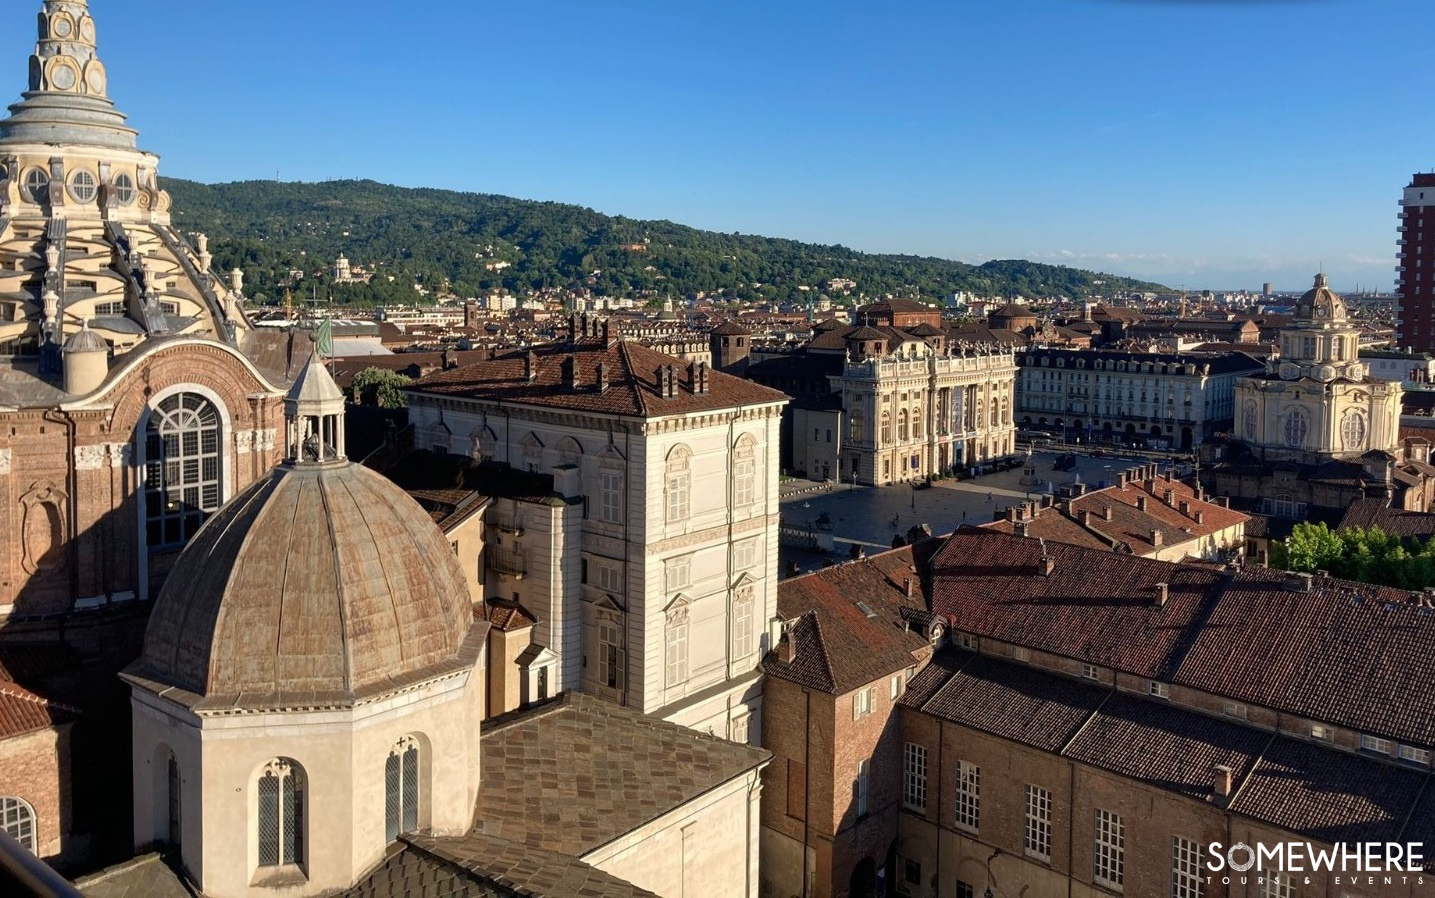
[0,830,82,898]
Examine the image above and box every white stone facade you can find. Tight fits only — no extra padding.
[409,393,784,742]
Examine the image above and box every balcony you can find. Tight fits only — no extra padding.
[488,547,527,578]
[489,510,525,535]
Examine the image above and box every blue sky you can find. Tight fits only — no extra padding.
[11,0,1428,291]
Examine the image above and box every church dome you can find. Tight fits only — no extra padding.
[1295,273,1348,323]
[134,357,483,709]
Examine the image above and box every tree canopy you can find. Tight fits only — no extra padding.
[1271,522,1435,590]
[161,178,1171,308]
[349,367,413,409]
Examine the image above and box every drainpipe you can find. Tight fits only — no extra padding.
[803,688,812,898]
[1067,760,1076,898]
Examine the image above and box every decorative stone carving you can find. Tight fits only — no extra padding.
[257,428,277,451]
[106,443,131,468]
[234,430,255,454]
[20,482,68,575]
[0,448,11,475]
[74,444,106,470]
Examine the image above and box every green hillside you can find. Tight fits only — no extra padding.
[160,178,1169,307]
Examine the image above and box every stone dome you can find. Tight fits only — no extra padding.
[61,323,107,353]
[136,460,483,708]
[1295,273,1347,323]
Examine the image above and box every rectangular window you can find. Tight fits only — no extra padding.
[904,858,921,885]
[1260,872,1293,898]
[1012,646,1030,662]
[890,673,905,701]
[855,759,870,817]
[734,538,759,569]
[732,714,750,745]
[1222,701,1247,720]
[667,471,690,521]
[959,633,978,650]
[600,472,622,523]
[1094,809,1125,890]
[665,555,691,592]
[1400,745,1432,765]
[1361,734,1393,754]
[853,686,875,720]
[1311,724,1333,742]
[1172,836,1203,898]
[598,620,624,691]
[665,619,689,686]
[903,743,927,811]
[954,760,980,833]
[1025,785,1052,860]
[1150,681,1170,699]
[1082,663,1100,681]
[733,588,754,658]
[598,564,622,593]
[734,459,756,506]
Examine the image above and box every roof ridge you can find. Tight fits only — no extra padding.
[615,341,650,417]
[0,681,79,715]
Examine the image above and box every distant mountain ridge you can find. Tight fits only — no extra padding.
[160,178,1170,306]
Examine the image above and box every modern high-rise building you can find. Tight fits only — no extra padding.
[1397,173,1435,351]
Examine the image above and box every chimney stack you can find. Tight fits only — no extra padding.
[1150,529,1163,547]
[1136,496,1148,512]
[695,361,710,394]
[1195,511,1205,525]
[1079,510,1093,527]
[524,351,539,383]
[1104,506,1113,521]
[1014,519,1030,538]
[561,355,580,389]
[904,577,914,598]
[1155,582,1169,607]
[780,631,796,664]
[1118,472,1129,488]
[1213,764,1234,799]
[595,361,609,394]
[1179,500,1191,517]
[1041,554,1056,577]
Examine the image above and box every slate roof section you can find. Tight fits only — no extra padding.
[1228,738,1426,846]
[407,337,788,418]
[905,652,1106,753]
[341,834,658,898]
[76,854,194,898]
[765,547,935,695]
[1337,498,1435,538]
[1063,693,1270,801]
[474,692,770,858]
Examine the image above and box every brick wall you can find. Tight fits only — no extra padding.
[0,724,72,862]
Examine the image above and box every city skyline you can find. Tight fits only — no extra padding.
[10,0,1425,293]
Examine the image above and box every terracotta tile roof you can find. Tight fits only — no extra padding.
[1229,738,1425,845]
[903,651,1105,752]
[0,682,77,739]
[765,548,934,694]
[1337,498,1435,538]
[928,529,1228,680]
[474,692,769,858]
[487,602,537,632]
[407,338,787,418]
[1064,694,1270,801]
[928,529,1435,746]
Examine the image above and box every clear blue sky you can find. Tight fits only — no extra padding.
[12,0,1429,292]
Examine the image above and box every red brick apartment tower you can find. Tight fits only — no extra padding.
[1398,173,1435,351]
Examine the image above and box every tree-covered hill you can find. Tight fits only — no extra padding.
[161,178,1169,307]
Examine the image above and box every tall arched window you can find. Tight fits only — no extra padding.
[257,759,304,869]
[145,393,221,550]
[897,410,909,443]
[880,412,891,445]
[167,753,181,848]
[385,736,420,842]
[734,435,757,506]
[1243,402,1258,440]
[0,797,36,853]
[666,445,692,523]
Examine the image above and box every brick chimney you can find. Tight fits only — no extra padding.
[1150,529,1163,547]
[1179,500,1191,516]
[561,355,580,389]
[595,361,609,394]
[1079,510,1093,527]
[1155,582,1169,607]
[1104,506,1113,521]
[904,577,914,598]
[524,350,539,383]
[1195,511,1205,525]
[1014,519,1030,538]
[1041,554,1056,577]
[1136,496,1148,512]
[1213,764,1234,798]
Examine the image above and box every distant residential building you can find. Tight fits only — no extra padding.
[1362,347,1435,387]
[1016,348,1263,451]
[1397,172,1435,351]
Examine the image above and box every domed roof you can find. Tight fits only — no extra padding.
[62,322,107,353]
[989,302,1037,322]
[135,461,484,708]
[1295,273,1347,323]
[711,320,751,336]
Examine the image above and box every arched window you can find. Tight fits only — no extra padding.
[257,759,304,869]
[880,412,891,445]
[385,737,420,842]
[1243,402,1258,440]
[1342,412,1368,450]
[470,427,496,463]
[897,410,908,443]
[167,753,181,848]
[666,445,691,523]
[734,435,758,506]
[732,585,755,659]
[0,797,36,853]
[1284,409,1308,448]
[145,393,221,550]
[665,605,690,686]
[23,169,48,204]
[557,437,583,466]
[849,412,865,444]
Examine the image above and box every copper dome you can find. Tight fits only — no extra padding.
[136,461,483,709]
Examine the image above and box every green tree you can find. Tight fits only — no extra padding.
[350,368,412,409]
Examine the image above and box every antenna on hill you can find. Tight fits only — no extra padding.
[275,168,281,183]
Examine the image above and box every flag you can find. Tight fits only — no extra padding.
[315,318,333,359]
